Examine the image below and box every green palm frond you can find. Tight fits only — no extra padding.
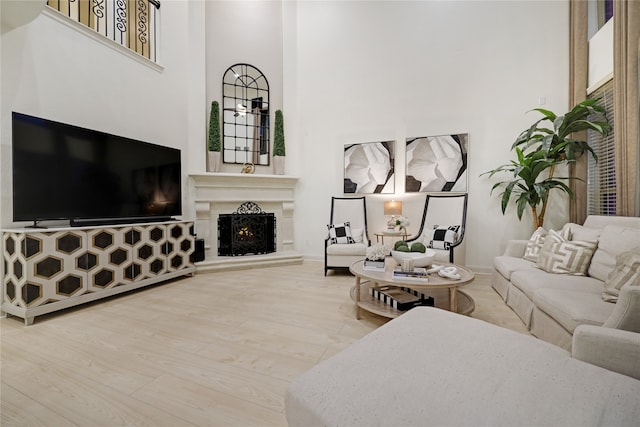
[482,98,609,228]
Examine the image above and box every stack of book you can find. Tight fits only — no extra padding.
[369,285,435,311]
[369,286,420,311]
[392,266,429,283]
[363,259,386,271]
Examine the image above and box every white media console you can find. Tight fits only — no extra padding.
[1,220,195,325]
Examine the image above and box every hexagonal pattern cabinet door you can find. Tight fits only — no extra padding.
[129,225,168,279]
[3,233,27,307]
[166,222,195,272]
[86,227,131,291]
[22,231,89,307]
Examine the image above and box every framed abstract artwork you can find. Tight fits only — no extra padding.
[344,141,395,194]
[405,134,468,192]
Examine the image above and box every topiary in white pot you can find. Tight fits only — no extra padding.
[273,109,285,175]
[207,100,221,172]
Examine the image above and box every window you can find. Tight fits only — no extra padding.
[47,0,160,63]
[587,80,615,215]
[588,0,614,38]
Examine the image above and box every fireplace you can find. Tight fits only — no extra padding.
[189,173,301,272]
[218,202,276,256]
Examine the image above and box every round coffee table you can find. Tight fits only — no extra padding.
[349,258,475,319]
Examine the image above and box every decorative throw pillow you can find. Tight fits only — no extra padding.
[327,222,355,244]
[602,248,640,302]
[425,225,460,250]
[536,229,598,275]
[351,227,364,243]
[524,227,547,262]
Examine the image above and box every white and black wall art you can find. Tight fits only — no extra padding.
[405,134,468,192]
[344,141,395,194]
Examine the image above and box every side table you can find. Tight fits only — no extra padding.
[374,230,409,246]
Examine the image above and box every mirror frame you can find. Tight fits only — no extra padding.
[222,63,270,165]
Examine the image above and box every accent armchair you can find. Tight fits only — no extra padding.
[405,193,468,264]
[324,197,370,275]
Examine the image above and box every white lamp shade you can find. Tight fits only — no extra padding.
[384,200,402,216]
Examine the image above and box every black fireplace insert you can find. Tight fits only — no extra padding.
[218,202,276,256]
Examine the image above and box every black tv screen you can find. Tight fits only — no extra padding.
[12,112,182,226]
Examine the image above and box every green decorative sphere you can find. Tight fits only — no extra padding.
[394,240,409,250]
[395,245,411,252]
[410,242,427,253]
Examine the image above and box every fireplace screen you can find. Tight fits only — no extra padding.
[218,202,276,256]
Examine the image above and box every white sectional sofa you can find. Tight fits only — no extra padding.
[285,306,640,427]
[493,215,640,350]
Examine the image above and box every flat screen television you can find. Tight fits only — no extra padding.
[12,112,182,227]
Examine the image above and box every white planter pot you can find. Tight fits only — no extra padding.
[273,155,285,175]
[207,151,221,172]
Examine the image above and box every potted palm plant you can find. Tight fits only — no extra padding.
[484,99,609,229]
[207,101,221,172]
[273,109,285,175]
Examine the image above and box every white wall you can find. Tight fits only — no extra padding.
[284,0,570,271]
[0,1,200,227]
[1,0,572,273]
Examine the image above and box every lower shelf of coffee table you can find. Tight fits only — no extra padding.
[350,282,475,319]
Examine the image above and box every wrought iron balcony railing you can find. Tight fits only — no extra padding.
[47,0,160,63]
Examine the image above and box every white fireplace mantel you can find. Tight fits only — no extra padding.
[189,173,302,272]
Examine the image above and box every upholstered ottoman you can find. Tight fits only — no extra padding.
[285,307,640,426]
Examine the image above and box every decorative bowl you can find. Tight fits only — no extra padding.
[391,249,436,268]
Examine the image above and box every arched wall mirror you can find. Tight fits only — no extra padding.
[222,64,270,165]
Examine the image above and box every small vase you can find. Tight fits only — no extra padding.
[208,151,221,172]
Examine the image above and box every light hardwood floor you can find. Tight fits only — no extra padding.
[1,260,527,426]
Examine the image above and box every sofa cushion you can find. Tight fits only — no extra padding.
[584,215,640,230]
[510,268,604,301]
[494,255,537,281]
[561,222,602,241]
[534,288,614,333]
[589,225,640,281]
[602,248,640,302]
[536,230,598,275]
[325,241,367,256]
[327,222,355,244]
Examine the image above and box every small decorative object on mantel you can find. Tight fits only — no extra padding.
[364,243,389,271]
[273,109,286,175]
[241,162,255,174]
[207,100,221,172]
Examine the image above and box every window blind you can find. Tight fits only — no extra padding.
[587,80,615,215]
